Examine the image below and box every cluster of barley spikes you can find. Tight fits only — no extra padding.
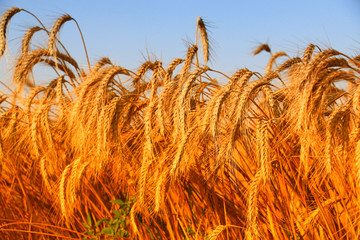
[0,7,360,240]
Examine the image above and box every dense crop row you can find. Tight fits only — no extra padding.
[0,7,360,239]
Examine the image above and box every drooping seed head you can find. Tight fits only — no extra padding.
[48,14,73,56]
[0,7,22,57]
[22,26,42,54]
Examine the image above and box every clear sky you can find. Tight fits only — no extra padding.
[0,0,360,81]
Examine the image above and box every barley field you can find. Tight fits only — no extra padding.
[0,7,360,240]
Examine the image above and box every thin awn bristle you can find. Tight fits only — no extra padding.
[302,43,317,64]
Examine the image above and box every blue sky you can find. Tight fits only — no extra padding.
[0,0,360,81]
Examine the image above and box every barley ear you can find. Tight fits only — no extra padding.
[0,7,22,57]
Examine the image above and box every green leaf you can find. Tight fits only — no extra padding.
[82,222,91,229]
[114,222,120,235]
[100,226,114,236]
[110,199,124,205]
[87,213,94,227]
[113,210,121,217]
[95,218,109,227]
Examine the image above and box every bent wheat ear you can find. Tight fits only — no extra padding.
[303,44,317,64]
[48,14,73,56]
[266,51,287,73]
[275,57,302,72]
[13,48,79,91]
[22,26,42,54]
[164,58,184,84]
[92,57,112,73]
[132,61,155,86]
[0,7,22,57]
[180,45,198,80]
